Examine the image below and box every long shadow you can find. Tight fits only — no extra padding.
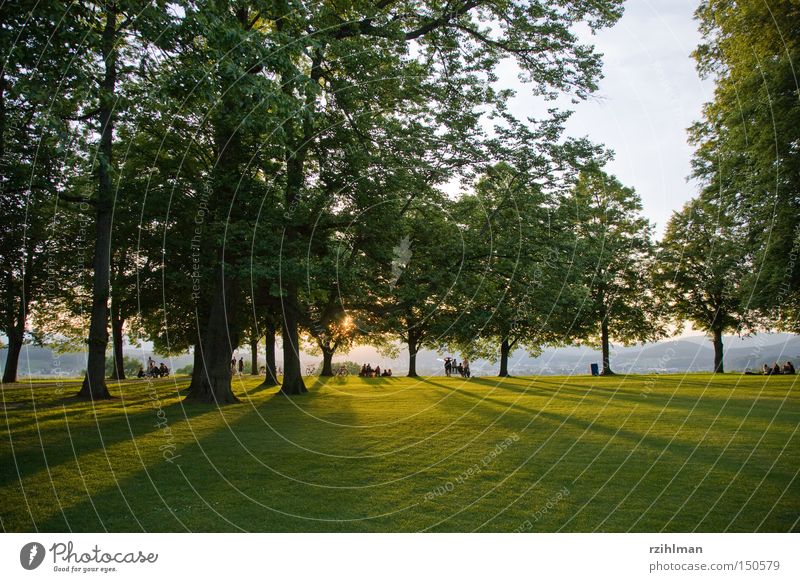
[18,377,798,533]
[27,380,374,532]
[420,378,730,459]
[1,383,236,489]
[527,377,796,423]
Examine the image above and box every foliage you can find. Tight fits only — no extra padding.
[690,0,800,330]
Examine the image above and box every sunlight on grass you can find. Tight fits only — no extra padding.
[1,374,797,532]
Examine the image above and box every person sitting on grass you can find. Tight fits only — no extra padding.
[159,363,169,377]
[782,361,795,375]
[772,362,782,375]
[763,364,772,375]
[137,366,145,378]
[374,365,381,377]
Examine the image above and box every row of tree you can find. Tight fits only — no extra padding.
[1,1,797,405]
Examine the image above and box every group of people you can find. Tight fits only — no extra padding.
[137,357,169,378]
[359,363,392,377]
[444,356,470,378]
[231,356,245,375]
[763,361,795,375]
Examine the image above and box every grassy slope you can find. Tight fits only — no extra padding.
[1,373,797,532]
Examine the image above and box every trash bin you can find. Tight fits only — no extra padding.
[590,363,599,376]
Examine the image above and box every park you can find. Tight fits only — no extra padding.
[1,0,799,535]
[2,373,797,532]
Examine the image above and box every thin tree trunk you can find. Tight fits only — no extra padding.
[499,337,510,377]
[2,328,23,384]
[79,6,117,400]
[261,324,278,387]
[185,267,240,404]
[250,335,259,375]
[407,329,419,377]
[600,308,614,376]
[712,328,724,373]
[110,297,125,379]
[280,284,307,395]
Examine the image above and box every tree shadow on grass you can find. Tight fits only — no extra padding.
[24,382,391,533]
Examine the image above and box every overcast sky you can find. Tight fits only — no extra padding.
[503,0,716,237]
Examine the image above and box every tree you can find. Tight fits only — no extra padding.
[73,2,175,400]
[451,161,586,377]
[691,0,800,330]
[0,1,82,383]
[656,194,754,373]
[568,170,663,375]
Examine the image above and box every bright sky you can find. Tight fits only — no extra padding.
[503,0,716,238]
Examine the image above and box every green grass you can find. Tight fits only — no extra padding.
[1,373,798,532]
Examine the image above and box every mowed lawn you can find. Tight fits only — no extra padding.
[1,373,797,532]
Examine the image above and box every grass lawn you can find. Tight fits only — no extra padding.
[1,373,797,532]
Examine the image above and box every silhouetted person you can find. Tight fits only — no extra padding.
[444,357,452,377]
[137,367,145,378]
[374,365,381,377]
[783,361,795,375]
[772,362,781,375]
[463,358,471,378]
[238,357,244,374]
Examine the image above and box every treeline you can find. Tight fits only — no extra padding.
[1,1,797,403]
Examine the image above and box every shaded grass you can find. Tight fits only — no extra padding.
[1,373,798,532]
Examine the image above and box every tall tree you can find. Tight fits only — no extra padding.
[452,160,586,377]
[568,170,663,375]
[691,0,800,330]
[656,194,754,373]
[75,1,175,399]
[0,1,82,383]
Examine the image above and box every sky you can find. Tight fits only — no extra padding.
[503,0,716,238]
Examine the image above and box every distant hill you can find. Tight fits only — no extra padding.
[2,333,798,378]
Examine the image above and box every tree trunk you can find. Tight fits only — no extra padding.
[261,324,278,387]
[407,330,419,377]
[185,268,240,404]
[280,284,307,395]
[499,337,510,377]
[79,6,117,400]
[250,335,259,375]
[2,328,23,384]
[110,297,125,379]
[320,344,334,377]
[600,314,614,376]
[712,328,724,374]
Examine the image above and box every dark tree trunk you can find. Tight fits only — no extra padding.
[110,297,125,380]
[407,329,420,377]
[250,335,259,375]
[185,268,240,404]
[2,328,23,384]
[280,284,307,395]
[499,337,510,377]
[712,328,724,373]
[79,6,117,400]
[320,344,334,377]
[261,324,278,387]
[600,311,614,376]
